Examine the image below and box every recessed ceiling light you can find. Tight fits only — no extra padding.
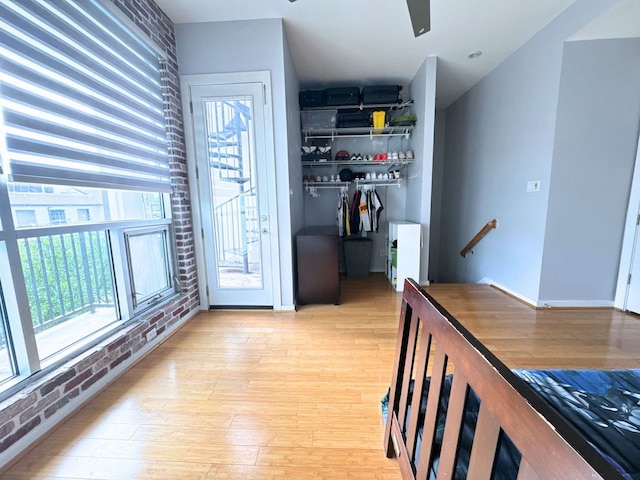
[467,50,482,59]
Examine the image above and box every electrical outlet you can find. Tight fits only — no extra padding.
[146,329,157,342]
[527,180,540,192]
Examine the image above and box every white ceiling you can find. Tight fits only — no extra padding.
[154,0,637,108]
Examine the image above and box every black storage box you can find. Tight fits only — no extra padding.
[336,112,371,128]
[299,90,325,108]
[343,236,372,278]
[361,85,402,105]
[325,87,360,106]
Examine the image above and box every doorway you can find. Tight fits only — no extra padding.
[183,74,278,308]
[616,130,640,313]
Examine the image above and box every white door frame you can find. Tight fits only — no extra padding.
[615,130,640,310]
[181,71,282,310]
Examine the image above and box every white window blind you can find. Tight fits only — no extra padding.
[0,0,170,192]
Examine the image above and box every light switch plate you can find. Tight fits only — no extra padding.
[527,180,540,192]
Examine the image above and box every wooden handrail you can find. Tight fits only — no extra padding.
[460,219,497,257]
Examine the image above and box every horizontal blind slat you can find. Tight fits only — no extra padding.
[0,30,163,118]
[2,84,166,144]
[4,108,167,159]
[0,64,164,132]
[2,2,162,97]
[7,139,168,177]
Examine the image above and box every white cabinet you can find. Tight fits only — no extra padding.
[387,220,421,291]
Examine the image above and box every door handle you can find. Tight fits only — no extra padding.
[261,215,268,222]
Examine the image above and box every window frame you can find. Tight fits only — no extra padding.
[123,224,175,312]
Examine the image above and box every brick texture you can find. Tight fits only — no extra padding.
[0,0,199,458]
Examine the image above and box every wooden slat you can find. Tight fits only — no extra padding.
[398,310,420,428]
[414,347,448,479]
[406,324,432,459]
[467,402,501,479]
[384,298,413,458]
[391,414,417,479]
[435,370,469,478]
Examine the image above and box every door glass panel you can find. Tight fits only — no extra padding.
[204,97,262,289]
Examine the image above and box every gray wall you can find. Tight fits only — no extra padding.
[284,32,304,238]
[407,56,437,284]
[538,38,640,304]
[439,0,618,303]
[175,18,296,307]
[282,28,303,306]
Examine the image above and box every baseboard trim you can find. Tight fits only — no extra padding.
[478,278,537,307]
[478,278,614,309]
[537,300,615,308]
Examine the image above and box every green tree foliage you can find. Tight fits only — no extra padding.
[19,231,115,332]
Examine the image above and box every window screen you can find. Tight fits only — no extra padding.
[0,0,170,192]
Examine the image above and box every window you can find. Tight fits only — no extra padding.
[14,210,36,228]
[77,209,90,222]
[9,182,165,229]
[0,0,175,382]
[48,209,66,225]
[20,231,117,361]
[125,227,174,312]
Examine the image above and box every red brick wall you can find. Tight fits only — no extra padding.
[0,0,199,465]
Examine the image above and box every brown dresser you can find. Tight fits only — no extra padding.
[296,226,339,305]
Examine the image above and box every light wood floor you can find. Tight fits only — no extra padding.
[4,275,640,479]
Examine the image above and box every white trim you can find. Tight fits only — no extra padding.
[275,304,296,311]
[180,78,208,310]
[478,278,537,307]
[537,299,615,308]
[615,131,640,310]
[480,277,615,308]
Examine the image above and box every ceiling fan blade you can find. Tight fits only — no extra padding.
[406,0,431,37]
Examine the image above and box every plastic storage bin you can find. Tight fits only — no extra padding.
[343,236,373,278]
[300,110,337,130]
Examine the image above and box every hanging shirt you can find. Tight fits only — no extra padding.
[359,192,372,232]
[337,193,344,237]
[350,190,361,235]
[372,189,384,233]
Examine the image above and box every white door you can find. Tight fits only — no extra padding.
[619,130,640,313]
[625,208,640,313]
[188,82,274,307]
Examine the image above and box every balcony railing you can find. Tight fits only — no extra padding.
[213,188,259,273]
[19,230,115,334]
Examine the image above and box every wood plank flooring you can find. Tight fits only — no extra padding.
[4,275,640,479]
